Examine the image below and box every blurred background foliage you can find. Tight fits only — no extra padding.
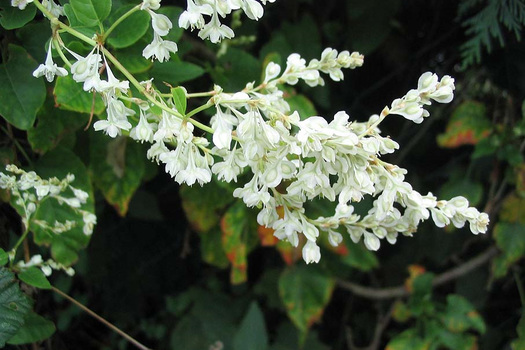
[1,0,525,349]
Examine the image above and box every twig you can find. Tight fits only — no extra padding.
[51,287,153,350]
[337,246,499,300]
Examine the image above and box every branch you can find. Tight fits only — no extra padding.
[337,246,499,300]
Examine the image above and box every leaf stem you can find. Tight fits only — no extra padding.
[51,286,153,350]
[9,226,30,267]
[103,5,141,41]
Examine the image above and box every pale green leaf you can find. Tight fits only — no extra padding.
[18,267,51,290]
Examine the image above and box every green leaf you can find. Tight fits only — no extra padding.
[171,87,187,115]
[0,44,46,130]
[437,100,492,148]
[63,3,99,38]
[278,265,335,334]
[30,147,95,266]
[385,329,431,350]
[54,75,106,115]
[0,249,7,266]
[7,311,55,345]
[221,201,258,284]
[28,100,88,154]
[213,48,260,91]
[179,179,234,233]
[234,302,268,350]
[18,267,51,290]
[0,4,36,30]
[0,267,33,347]
[89,133,146,216]
[106,5,150,49]
[492,222,525,277]
[499,193,525,225]
[70,0,111,27]
[440,178,484,207]
[442,295,485,334]
[151,61,205,87]
[285,91,317,120]
[199,227,230,269]
[114,41,153,74]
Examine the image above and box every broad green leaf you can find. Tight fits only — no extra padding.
[437,100,492,148]
[233,302,268,350]
[30,147,95,266]
[0,249,7,266]
[114,42,153,74]
[171,87,187,115]
[442,295,485,334]
[385,329,431,350]
[54,75,105,115]
[278,265,335,333]
[89,133,146,216]
[106,5,150,49]
[28,100,88,154]
[179,179,234,233]
[221,201,258,284]
[0,267,33,347]
[7,311,55,345]
[492,222,525,277]
[285,91,317,120]
[18,267,51,290]
[199,227,229,269]
[70,0,111,27]
[0,4,36,30]
[499,193,525,225]
[213,48,260,91]
[151,61,205,87]
[439,178,483,207]
[0,45,46,130]
[498,143,524,166]
[339,239,378,271]
[16,22,52,63]
[270,323,329,350]
[63,4,99,38]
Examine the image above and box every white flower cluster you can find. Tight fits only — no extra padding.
[141,0,179,62]
[16,254,75,277]
[0,165,96,236]
[11,0,63,17]
[179,0,277,43]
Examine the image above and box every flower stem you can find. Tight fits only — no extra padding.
[52,286,153,350]
[9,226,30,267]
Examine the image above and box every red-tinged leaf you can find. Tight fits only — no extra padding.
[220,201,258,284]
[257,225,279,246]
[276,240,302,266]
[180,180,233,233]
[199,227,229,269]
[404,265,426,293]
[437,100,492,148]
[278,265,335,334]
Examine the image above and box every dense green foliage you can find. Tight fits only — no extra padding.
[1,0,525,349]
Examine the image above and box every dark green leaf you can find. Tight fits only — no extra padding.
[385,329,431,350]
[63,4,99,38]
[213,48,260,91]
[89,133,146,216]
[7,311,55,345]
[70,0,111,27]
[151,61,205,87]
[285,91,317,120]
[492,222,525,277]
[0,249,7,266]
[439,178,483,207]
[0,45,46,130]
[234,302,268,350]
[54,75,106,115]
[106,5,150,49]
[18,267,51,290]
[278,265,335,333]
[0,4,36,30]
[0,267,33,347]
[442,294,485,334]
[114,41,153,74]
[171,87,187,115]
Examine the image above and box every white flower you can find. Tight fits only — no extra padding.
[142,33,178,62]
[130,110,156,143]
[93,97,134,137]
[42,0,64,17]
[33,42,68,82]
[149,10,173,36]
[241,0,264,20]
[141,0,161,10]
[179,0,213,30]
[98,58,130,98]
[70,48,102,84]
[197,10,234,43]
[11,0,33,10]
[302,240,321,264]
[263,62,281,83]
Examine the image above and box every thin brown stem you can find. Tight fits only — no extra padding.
[51,287,153,350]
[337,246,499,300]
